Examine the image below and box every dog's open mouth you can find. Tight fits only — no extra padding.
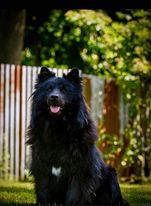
[48,98,64,115]
[49,105,64,115]
[50,106,61,114]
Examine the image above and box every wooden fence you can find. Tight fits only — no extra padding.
[0,64,128,180]
[0,64,106,180]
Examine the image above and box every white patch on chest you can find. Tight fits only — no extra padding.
[51,166,62,177]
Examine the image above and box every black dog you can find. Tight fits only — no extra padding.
[27,67,128,206]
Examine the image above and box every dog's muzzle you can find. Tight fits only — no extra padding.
[47,95,64,115]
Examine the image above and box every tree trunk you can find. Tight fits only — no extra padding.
[0,10,26,64]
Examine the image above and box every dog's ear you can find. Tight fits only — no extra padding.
[38,67,55,83]
[64,69,81,85]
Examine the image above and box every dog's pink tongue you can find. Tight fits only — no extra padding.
[50,106,60,113]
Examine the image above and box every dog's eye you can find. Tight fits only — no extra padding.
[60,86,66,92]
[48,86,53,92]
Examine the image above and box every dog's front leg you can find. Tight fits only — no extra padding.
[35,176,49,205]
[65,177,83,206]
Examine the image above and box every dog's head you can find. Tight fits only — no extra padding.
[33,67,82,117]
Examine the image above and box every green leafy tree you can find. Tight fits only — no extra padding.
[22,9,151,177]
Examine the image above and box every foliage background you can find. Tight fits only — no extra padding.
[0,9,150,179]
[21,10,151,179]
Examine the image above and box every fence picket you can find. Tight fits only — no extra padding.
[20,65,26,180]
[25,66,32,172]
[14,65,21,180]
[9,64,15,179]
[4,64,10,179]
[0,64,5,178]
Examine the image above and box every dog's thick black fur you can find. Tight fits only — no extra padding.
[27,67,128,206]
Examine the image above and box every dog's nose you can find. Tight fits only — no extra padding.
[51,95,59,100]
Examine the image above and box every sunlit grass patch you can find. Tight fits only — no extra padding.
[0,180,151,205]
[0,180,35,205]
[121,183,151,206]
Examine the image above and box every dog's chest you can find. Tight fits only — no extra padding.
[47,137,84,173]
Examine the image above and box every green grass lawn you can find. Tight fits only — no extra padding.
[121,183,151,206]
[0,180,151,205]
[0,180,35,205]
